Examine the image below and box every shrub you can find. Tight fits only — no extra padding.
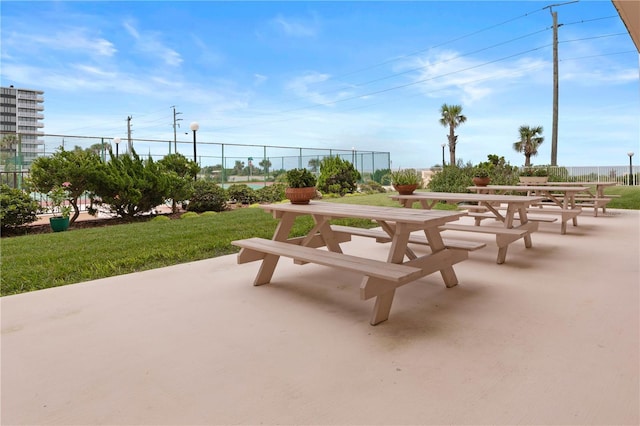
[90,150,169,218]
[358,180,387,194]
[427,165,475,193]
[256,183,286,203]
[317,156,360,196]
[227,184,257,205]
[188,181,228,212]
[520,167,549,177]
[150,215,170,222]
[0,185,40,230]
[181,212,200,219]
[372,168,392,185]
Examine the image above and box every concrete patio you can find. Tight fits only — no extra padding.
[2,209,639,425]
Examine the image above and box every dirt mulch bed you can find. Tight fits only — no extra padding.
[1,213,185,238]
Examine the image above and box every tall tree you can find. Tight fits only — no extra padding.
[513,125,544,166]
[29,148,102,224]
[439,104,467,166]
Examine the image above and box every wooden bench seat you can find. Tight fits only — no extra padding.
[330,225,486,251]
[468,211,557,223]
[457,204,489,212]
[531,197,612,216]
[232,237,423,284]
[440,223,527,237]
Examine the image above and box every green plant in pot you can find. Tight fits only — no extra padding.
[48,182,72,232]
[390,168,421,195]
[472,168,491,186]
[284,168,317,204]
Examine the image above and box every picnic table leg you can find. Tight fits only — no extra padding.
[253,254,280,286]
[422,227,459,288]
[369,287,396,325]
[252,213,297,285]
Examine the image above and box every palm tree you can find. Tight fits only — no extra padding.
[513,125,544,166]
[308,158,320,173]
[439,104,467,166]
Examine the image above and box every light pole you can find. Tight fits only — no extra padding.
[628,152,634,186]
[441,143,446,167]
[190,122,199,180]
[114,137,121,158]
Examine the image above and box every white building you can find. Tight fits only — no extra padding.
[0,85,45,167]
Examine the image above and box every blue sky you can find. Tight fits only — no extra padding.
[1,0,638,168]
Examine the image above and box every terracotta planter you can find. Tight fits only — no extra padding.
[519,176,548,185]
[393,184,418,195]
[49,216,70,232]
[285,187,317,205]
[472,177,491,187]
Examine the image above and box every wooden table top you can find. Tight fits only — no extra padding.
[469,185,590,192]
[259,201,466,225]
[391,192,545,203]
[524,181,618,187]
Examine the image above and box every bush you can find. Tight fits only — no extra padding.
[0,185,40,230]
[317,156,360,196]
[256,183,287,203]
[427,165,475,193]
[90,150,168,218]
[372,168,391,185]
[227,184,257,205]
[181,212,200,219]
[188,181,228,213]
[358,180,387,194]
[150,215,170,222]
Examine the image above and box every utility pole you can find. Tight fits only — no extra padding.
[544,1,578,166]
[127,115,133,154]
[172,106,182,154]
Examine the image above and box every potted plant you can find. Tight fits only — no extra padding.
[519,167,549,184]
[472,168,491,187]
[390,168,421,195]
[48,182,72,232]
[284,168,317,204]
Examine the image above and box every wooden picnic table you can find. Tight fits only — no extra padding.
[469,185,589,234]
[518,181,618,216]
[231,201,475,325]
[390,192,545,264]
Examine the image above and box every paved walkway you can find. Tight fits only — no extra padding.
[2,209,639,425]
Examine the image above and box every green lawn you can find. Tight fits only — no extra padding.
[2,187,639,296]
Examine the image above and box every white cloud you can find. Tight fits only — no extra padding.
[121,20,182,67]
[399,50,549,105]
[4,28,116,57]
[254,74,268,85]
[270,13,319,37]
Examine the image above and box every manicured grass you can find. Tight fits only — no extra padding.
[604,186,640,209]
[2,188,638,296]
[0,204,378,296]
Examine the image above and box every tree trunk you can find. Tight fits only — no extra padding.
[449,128,456,166]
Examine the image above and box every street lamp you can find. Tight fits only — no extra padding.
[114,137,121,158]
[628,152,634,186]
[190,122,199,179]
[441,143,446,167]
